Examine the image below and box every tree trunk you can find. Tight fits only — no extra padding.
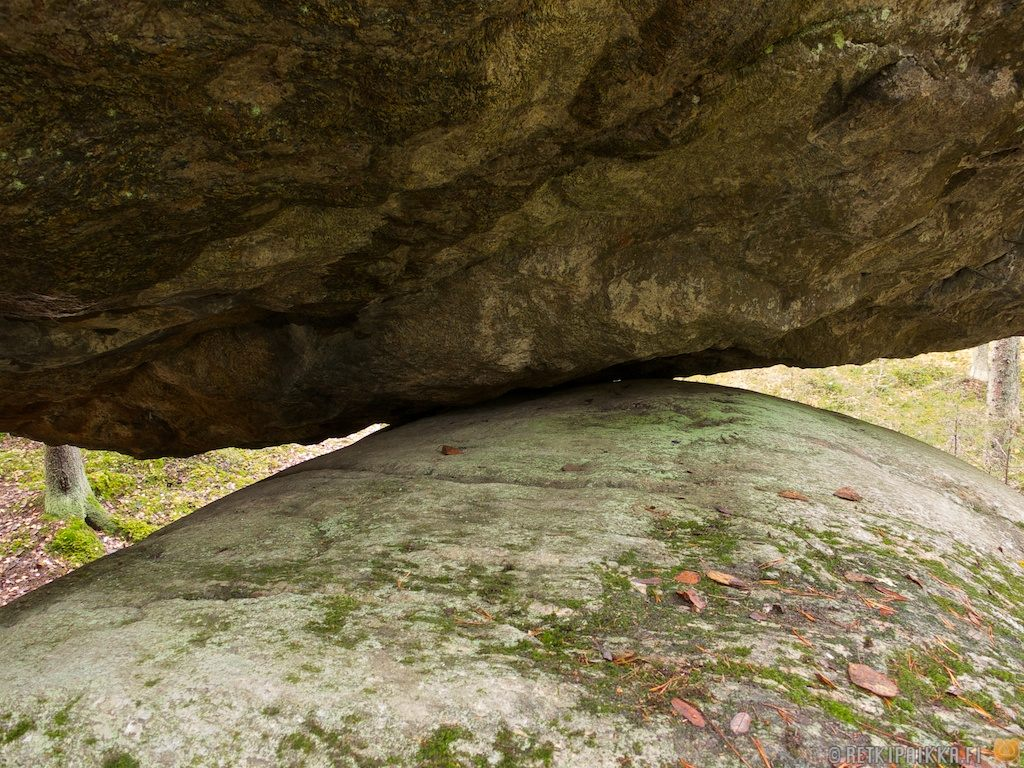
[985,338,1021,475]
[969,343,990,382]
[43,445,117,532]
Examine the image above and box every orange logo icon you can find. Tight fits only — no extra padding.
[994,739,1020,763]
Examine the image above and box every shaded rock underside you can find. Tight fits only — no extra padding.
[4,2,1024,454]
[0,381,1022,766]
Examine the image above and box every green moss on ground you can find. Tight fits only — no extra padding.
[44,519,103,566]
[111,516,158,542]
[0,430,373,574]
[100,752,140,768]
[305,595,363,647]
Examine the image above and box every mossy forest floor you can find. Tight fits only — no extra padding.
[0,427,381,606]
[0,347,1013,607]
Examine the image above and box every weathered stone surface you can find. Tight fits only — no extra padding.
[1,381,1022,766]
[3,2,1024,454]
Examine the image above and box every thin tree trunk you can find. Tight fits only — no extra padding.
[43,445,116,532]
[969,343,990,382]
[985,338,1020,473]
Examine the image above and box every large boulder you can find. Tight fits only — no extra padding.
[3,2,1024,454]
[1,381,1022,766]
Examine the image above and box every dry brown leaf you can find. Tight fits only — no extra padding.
[848,662,899,698]
[844,571,878,584]
[677,588,707,613]
[778,490,810,502]
[674,570,701,585]
[729,711,752,735]
[904,573,925,589]
[706,570,751,590]
[440,444,463,455]
[671,697,706,727]
[833,486,863,502]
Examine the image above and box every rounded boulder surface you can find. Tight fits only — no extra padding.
[1,381,1022,766]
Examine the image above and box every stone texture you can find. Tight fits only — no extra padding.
[2,2,1024,454]
[1,381,1022,766]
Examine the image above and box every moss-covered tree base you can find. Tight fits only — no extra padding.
[43,492,119,535]
[1,381,1022,766]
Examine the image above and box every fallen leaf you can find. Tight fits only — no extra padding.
[677,588,707,613]
[833,486,863,502]
[561,463,586,472]
[729,711,752,735]
[674,570,701,585]
[629,579,653,596]
[904,573,925,589]
[748,611,770,622]
[440,445,463,455]
[706,570,751,590]
[844,571,879,584]
[671,698,706,727]
[848,663,899,698]
[778,490,810,502]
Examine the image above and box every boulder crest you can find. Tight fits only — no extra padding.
[3,2,1024,454]
[1,382,1021,766]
